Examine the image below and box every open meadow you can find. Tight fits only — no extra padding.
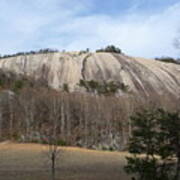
[0,142,130,180]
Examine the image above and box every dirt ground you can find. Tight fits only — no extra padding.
[0,142,131,180]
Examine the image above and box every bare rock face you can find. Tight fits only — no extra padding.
[0,52,180,98]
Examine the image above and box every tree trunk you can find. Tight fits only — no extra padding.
[51,153,55,180]
[174,153,180,180]
[8,95,13,139]
[0,110,2,138]
[61,104,65,136]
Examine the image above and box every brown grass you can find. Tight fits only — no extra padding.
[0,142,130,180]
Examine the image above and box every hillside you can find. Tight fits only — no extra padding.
[0,52,179,97]
[0,52,180,151]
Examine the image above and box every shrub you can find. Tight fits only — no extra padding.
[96,45,122,54]
[0,79,4,87]
[56,139,67,146]
[78,79,128,95]
[12,80,25,92]
[155,57,180,64]
[63,83,69,93]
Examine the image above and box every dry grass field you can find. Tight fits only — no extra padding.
[0,142,131,180]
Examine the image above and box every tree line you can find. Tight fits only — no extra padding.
[0,45,123,60]
[0,48,59,59]
[155,57,180,65]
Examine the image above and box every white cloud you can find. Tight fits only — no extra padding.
[0,0,180,58]
[57,3,180,58]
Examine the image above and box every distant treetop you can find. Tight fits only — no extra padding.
[96,45,122,54]
[0,48,59,59]
[155,57,180,65]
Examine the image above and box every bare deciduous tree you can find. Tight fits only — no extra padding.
[42,93,62,180]
[44,131,61,180]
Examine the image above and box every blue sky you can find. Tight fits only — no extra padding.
[0,0,180,58]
